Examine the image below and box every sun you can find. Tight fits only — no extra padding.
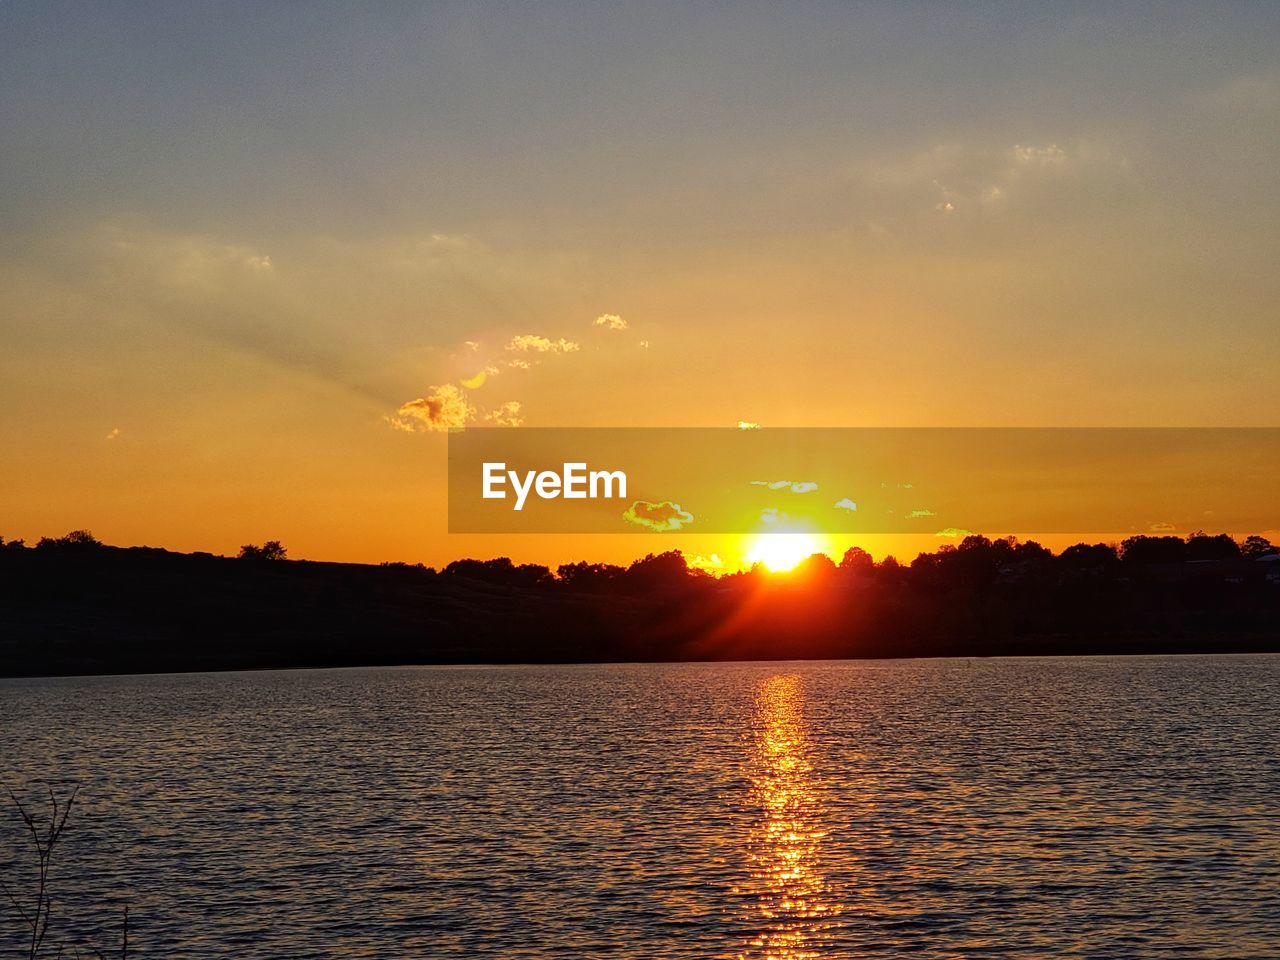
[744,532,825,573]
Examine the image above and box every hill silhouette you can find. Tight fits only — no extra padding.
[0,531,1277,676]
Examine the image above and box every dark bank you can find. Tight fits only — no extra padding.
[2,531,1278,677]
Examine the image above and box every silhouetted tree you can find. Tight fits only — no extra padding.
[794,553,838,580]
[557,561,625,589]
[1059,542,1120,570]
[1186,532,1241,562]
[875,555,905,586]
[238,540,287,561]
[1242,535,1275,559]
[1012,539,1053,562]
[444,557,551,587]
[35,530,102,551]
[622,551,689,590]
[1119,535,1186,565]
[839,546,874,574]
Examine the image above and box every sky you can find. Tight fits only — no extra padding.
[2,2,1278,568]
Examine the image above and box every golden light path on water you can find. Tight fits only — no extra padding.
[738,674,842,959]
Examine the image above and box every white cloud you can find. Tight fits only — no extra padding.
[864,140,1130,217]
[623,500,694,532]
[751,479,818,493]
[1011,143,1068,165]
[594,313,627,331]
[506,334,580,354]
[484,401,524,428]
[460,366,498,389]
[687,553,724,572]
[834,498,857,511]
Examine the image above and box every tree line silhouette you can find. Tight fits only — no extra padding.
[0,530,1277,675]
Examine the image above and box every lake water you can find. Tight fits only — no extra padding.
[2,656,1279,958]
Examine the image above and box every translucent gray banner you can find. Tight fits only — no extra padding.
[447,428,1280,534]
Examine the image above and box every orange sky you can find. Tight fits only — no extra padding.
[2,5,1278,569]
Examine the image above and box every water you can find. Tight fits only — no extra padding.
[2,656,1279,958]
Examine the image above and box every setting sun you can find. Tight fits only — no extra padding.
[745,533,826,573]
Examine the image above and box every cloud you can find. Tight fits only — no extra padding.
[907,508,936,518]
[623,500,694,531]
[863,140,1130,218]
[386,384,473,433]
[594,313,627,331]
[506,334,580,354]
[936,527,971,538]
[687,553,724,572]
[105,428,120,441]
[751,479,818,493]
[834,498,857,511]
[484,401,523,428]
[506,359,531,370]
[460,365,500,389]
[1149,522,1177,533]
[1193,72,1280,112]
[737,420,761,430]
[639,340,651,350]
[1011,143,1068,165]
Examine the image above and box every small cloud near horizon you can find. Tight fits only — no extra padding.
[484,401,523,428]
[751,479,818,494]
[506,334,580,354]
[834,498,857,511]
[460,366,498,389]
[594,313,627,331]
[623,500,694,532]
[687,553,724,572]
[387,384,473,433]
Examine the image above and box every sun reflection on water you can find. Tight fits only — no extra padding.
[738,674,841,959]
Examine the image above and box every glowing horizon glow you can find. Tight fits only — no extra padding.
[745,533,827,573]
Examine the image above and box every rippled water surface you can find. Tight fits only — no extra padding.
[2,656,1279,958]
